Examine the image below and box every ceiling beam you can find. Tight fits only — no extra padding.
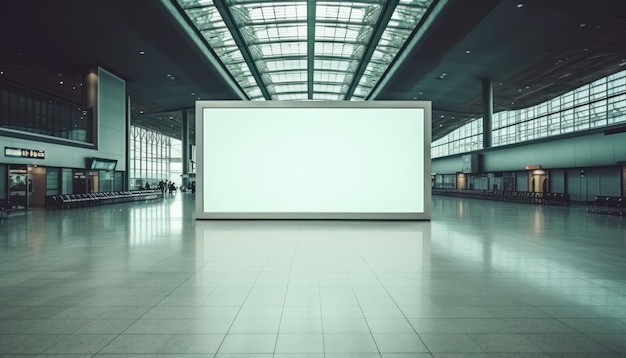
[343,0,400,100]
[161,0,248,100]
[213,0,272,100]
[307,0,316,99]
[368,0,447,100]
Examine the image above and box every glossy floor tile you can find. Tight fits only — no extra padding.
[0,193,625,357]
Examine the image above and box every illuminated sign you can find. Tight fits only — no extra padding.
[4,147,45,159]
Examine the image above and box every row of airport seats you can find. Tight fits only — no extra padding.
[45,190,163,209]
[0,199,18,218]
[588,196,624,215]
[433,189,570,206]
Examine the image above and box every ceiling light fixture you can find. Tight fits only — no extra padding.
[140,110,144,114]
[579,23,586,27]
[465,50,471,54]
[59,80,63,85]
[139,51,145,55]
[517,3,523,8]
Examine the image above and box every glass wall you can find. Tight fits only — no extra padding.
[431,120,483,158]
[0,81,93,143]
[129,125,181,190]
[493,70,626,146]
[432,70,626,158]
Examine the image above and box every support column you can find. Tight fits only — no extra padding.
[482,78,493,149]
[83,67,98,145]
[125,95,131,190]
[181,109,190,190]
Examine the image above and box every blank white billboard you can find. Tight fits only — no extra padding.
[196,101,431,220]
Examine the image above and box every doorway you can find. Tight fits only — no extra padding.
[456,173,466,189]
[29,166,47,207]
[529,169,547,193]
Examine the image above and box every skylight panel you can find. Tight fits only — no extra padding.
[250,24,308,43]
[250,42,307,58]
[314,71,351,84]
[275,93,307,100]
[315,23,362,42]
[267,71,308,83]
[239,2,308,24]
[313,93,343,100]
[274,83,308,93]
[315,42,361,58]
[264,59,307,72]
[315,59,352,72]
[316,2,378,23]
[314,83,344,93]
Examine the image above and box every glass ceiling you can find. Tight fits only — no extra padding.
[177,0,434,100]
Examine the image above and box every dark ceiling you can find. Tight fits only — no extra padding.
[2,0,626,142]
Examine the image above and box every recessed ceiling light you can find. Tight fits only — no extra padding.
[59,80,63,85]
[169,116,174,120]
[191,92,196,96]
[139,51,145,55]
[465,50,471,54]
[440,115,445,118]
[517,3,523,8]
[439,124,443,127]
[72,86,76,90]
[579,23,586,27]
[0,71,3,75]
[412,97,417,99]
[140,110,144,114]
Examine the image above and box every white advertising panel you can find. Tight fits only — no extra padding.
[196,101,431,220]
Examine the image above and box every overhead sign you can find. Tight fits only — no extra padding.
[4,147,45,159]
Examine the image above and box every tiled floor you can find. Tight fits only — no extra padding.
[0,193,625,357]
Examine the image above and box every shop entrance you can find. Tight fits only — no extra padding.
[8,166,28,209]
